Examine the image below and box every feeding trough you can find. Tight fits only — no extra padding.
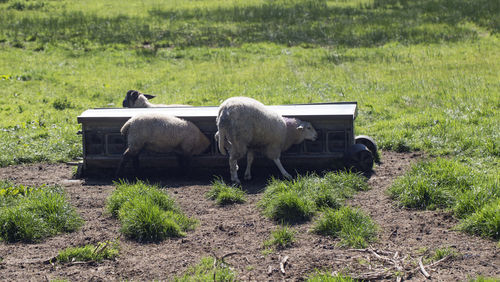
[76,102,376,176]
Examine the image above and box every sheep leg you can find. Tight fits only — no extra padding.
[116,148,134,177]
[229,155,241,184]
[244,150,254,181]
[273,158,292,180]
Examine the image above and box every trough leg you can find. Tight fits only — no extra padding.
[244,151,254,181]
[177,154,192,176]
[273,158,292,180]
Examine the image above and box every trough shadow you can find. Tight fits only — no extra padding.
[79,164,375,194]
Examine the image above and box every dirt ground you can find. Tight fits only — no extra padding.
[0,151,498,281]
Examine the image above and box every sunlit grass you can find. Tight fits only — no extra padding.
[306,270,356,282]
[106,180,197,242]
[0,0,498,241]
[263,224,297,250]
[259,172,368,223]
[389,158,499,240]
[0,182,83,242]
[311,206,377,248]
[206,177,246,205]
[56,241,119,263]
[172,256,237,282]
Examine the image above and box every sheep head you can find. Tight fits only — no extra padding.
[297,121,317,141]
[123,90,156,108]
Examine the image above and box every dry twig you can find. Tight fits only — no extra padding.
[418,256,431,279]
[348,248,453,281]
[280,255,289,274]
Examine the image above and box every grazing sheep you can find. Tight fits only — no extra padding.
[116,113,210,176]
[216,96,318,184]
[122,90,189,108]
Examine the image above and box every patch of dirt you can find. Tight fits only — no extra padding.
[0,151,498,281]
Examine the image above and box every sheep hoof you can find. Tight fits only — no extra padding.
[283,173,293,180]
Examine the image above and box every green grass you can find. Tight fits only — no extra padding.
[263,224,297,250]
[469,276,500,282]
[106,180,196,242]
[56,241,119,263]
[0,181,83,242]
[206,177,246,205]
[172,256,237,282]
[430,246,458,262]
[259,172,368,223]
[389,158,499,239]
[458,198,500,240]
[0,0,498,241]
[311,206,377,248]
[0,0,498,167]
[0,0,497,49]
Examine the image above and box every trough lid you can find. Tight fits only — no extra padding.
[77,102,357,123]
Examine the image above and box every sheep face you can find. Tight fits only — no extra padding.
[122,90,156,108]
[297,121,317,141]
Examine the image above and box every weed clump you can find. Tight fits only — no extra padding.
[106,180,196,242]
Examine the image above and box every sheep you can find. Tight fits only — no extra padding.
[215,96,318,184]
[122,90,189,108]
[115,113,210,176]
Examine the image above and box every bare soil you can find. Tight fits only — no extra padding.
[0,151,498,281]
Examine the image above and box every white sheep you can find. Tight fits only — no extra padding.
[116,113,210,176]
[216,96,317,184]
[122,90,189,108]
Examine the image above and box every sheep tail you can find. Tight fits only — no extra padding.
[120,119,132,136]
[216,108,232,155]
[217,129,228,155]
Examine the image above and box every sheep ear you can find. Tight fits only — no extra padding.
[129,90,139,101]
[297,125,304,131]
[144,94,156,100]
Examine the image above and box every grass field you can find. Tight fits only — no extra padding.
[0,0,498,252]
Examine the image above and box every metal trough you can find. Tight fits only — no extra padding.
[77,102,375,175]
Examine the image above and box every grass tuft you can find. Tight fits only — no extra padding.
[106,179,178,217]
[431,246,458,262]
[388,158,472,210]
[206,177,246,205]
[312,206,377,248]
[306,270,356,282]
[106,180,196,242]
[458,198,500,240]
[173,256,237,282]
[0,183,83,243]
[389,158,499,239]
[259,172,368,223]
[263,224,297,250]
[56,240,119,263]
